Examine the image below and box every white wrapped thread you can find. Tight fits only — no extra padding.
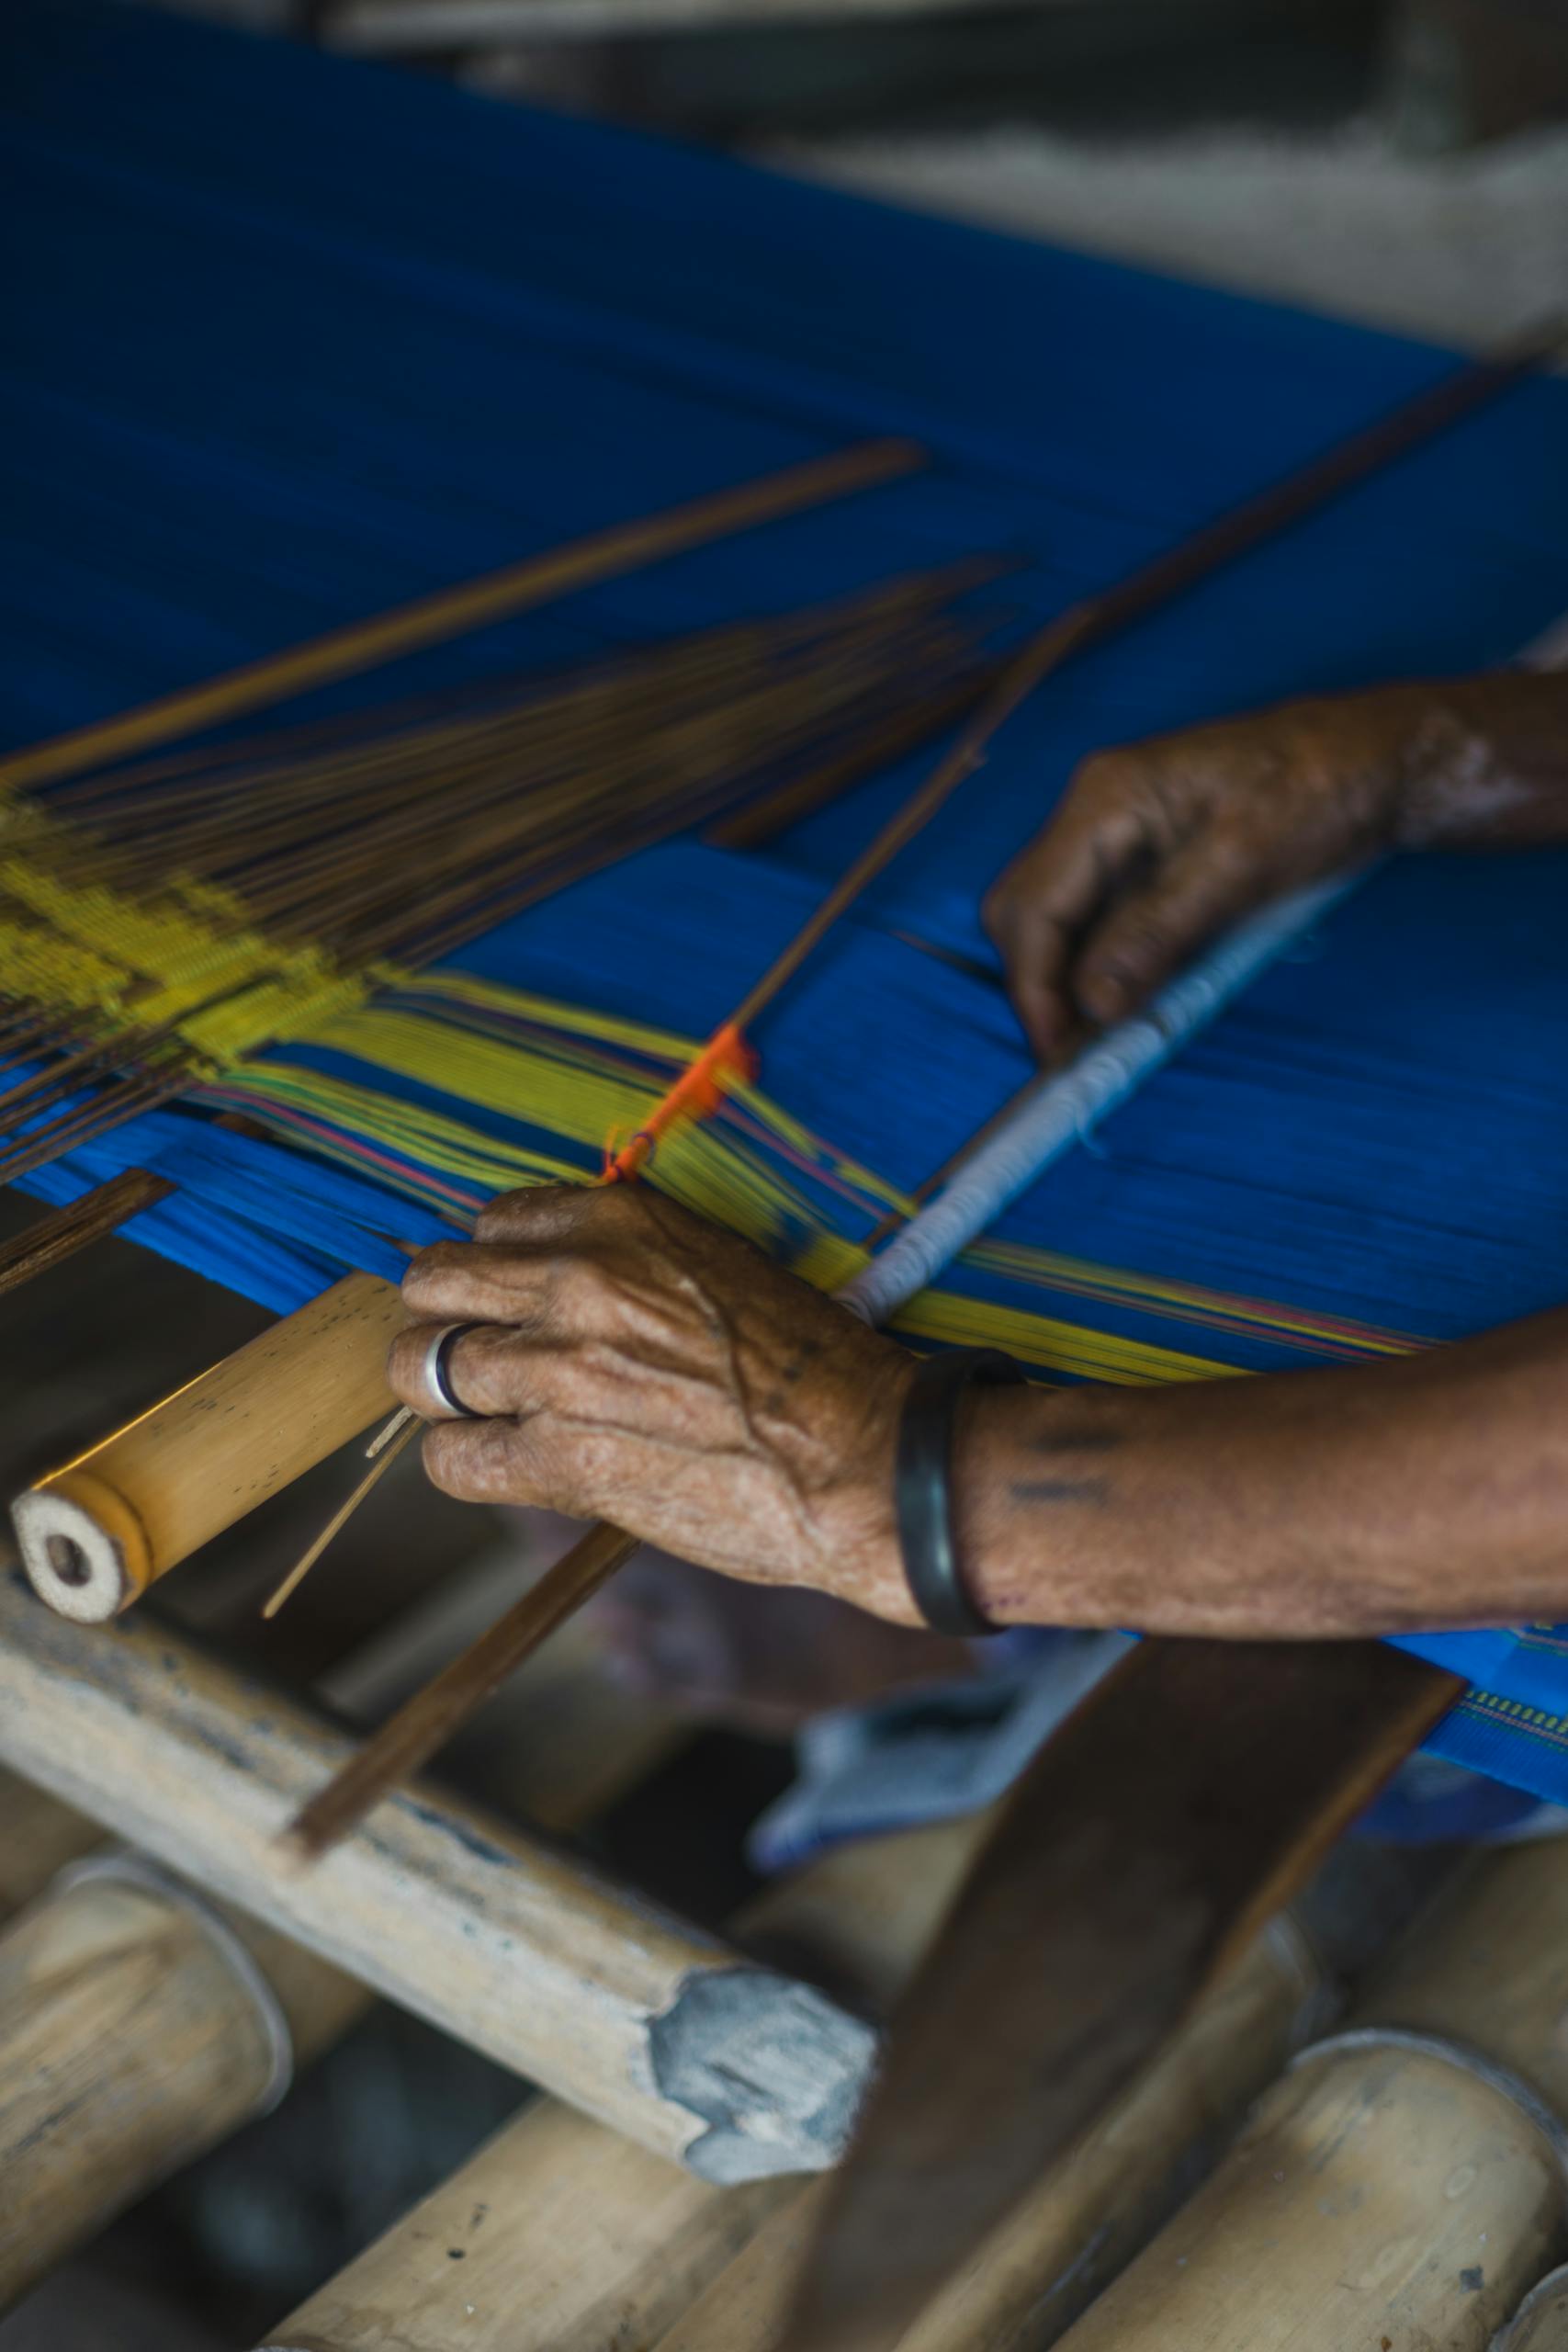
[843,607,1568,1332]
[839,875,1356,1329]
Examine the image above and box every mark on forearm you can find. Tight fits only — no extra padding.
[1010,1476,1108,1507]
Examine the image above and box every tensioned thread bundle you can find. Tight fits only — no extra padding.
[0,563,999,1186]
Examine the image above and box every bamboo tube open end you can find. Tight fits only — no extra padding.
[13,1471,152,1623]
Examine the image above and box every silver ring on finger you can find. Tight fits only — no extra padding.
[420,1322,489,1421]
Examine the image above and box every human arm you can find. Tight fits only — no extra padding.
[389,1186,1568,1640]
[984,672,1568,1059]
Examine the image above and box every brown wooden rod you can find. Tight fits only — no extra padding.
[0,1169,175,1300]
[0,438,923,797]
[287,1521,639,1859]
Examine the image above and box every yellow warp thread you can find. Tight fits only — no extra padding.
[0,807,394,1068]
[231,993,1241,1388]
[1,820,1404,1385]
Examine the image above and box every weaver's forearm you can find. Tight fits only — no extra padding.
[960,1305,1568,1639]
[1401,673,1568,847]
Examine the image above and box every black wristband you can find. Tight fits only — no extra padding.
[895,1347,1025,1637]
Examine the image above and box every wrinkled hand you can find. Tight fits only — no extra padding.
[984,684,1448,1059]
[389,1185,922,1622]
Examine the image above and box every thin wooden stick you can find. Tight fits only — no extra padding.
[0,439,922,796]
[261,1415,422,1621]
[287,1522,639,1856]
[0,1170,176,1299]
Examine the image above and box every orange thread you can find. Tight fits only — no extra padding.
[603,1023,756,1183]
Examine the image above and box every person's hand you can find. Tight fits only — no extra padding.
[983,684,1445,1060]
[389,1185,922,1622]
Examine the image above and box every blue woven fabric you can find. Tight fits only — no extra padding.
[6,0,1568,1804]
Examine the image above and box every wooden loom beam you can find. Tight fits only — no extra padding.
[0,1568,874,2180]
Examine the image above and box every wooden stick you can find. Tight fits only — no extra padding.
[261,1414,421,1620]
[12,1272,407,1623]
[0,440,922,796]
[287,1521,639,1857]
[0,1571,874,2177]
[0,1170,175,1299]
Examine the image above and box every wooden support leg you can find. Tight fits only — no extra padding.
[1053,1834,1568,2349]
[0,1569,873,2177]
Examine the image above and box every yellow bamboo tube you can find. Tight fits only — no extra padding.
[1496,2263,1568,2348]
[1055,1838,1568,2352]
[11,1272,404,1621]
[0,1857,367,2312]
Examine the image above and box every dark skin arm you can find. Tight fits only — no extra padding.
[389,1188,1568,1640]
[390,672,1568,1638]
[984,671,1568,1056]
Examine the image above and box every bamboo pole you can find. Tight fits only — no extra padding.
[0,1552,686,2312]
[0,1858,364,2313]
[1052,1838,1568,2352]
[0,1570,873,2178]
[12,1273,405,1622]
[256,1816,1003,2352]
